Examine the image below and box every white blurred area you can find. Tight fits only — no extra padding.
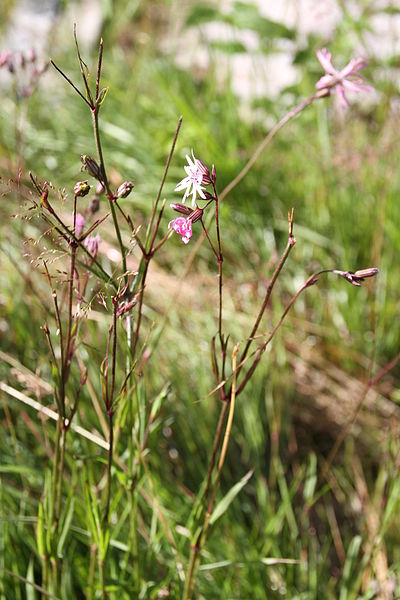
[2,0,400,101]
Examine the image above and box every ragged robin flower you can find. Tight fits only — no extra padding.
[316,48,373,109]
[175,150,212,206]
[169,207,204,245]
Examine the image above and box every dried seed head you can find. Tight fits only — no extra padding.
[73,180,91,197]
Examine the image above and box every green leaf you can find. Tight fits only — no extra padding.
[26,557,35,600]
[57,496,75,557]
[85,485,100,546]
[210,469,253,525]
[150,384,170,420]
[185,4,224,27]
[231,2,295,40]
[0,465,37,475]
[339,535,362,600]
[36,502,45,559]
[209,40,247,54]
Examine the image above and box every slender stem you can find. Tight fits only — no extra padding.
[237,211,295,380]
[146,116,183,246]
[203,402,229,502]
[200,220,218,259]
[236,269,333,396]
[91,109,128,283]
[219,94,319,202]
[109,300,118,407]
[87,544,97,600]
[95,38,103,101]
[103,409,114,526]
[183,346,239,599]
[213,186,224,346]
[55,426,67,524]
[73,25,93,105]
[50,60,91,107]
[50,417,61,528]
[64,240,77,376]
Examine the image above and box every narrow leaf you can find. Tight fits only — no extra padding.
[210,469,253,525]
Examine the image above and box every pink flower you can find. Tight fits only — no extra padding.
[74,213,85,237]
[316,48,373,109]
[0,50,12,68]
[175,150,210,206]
[169,216,192,244]
[85,234,101,258]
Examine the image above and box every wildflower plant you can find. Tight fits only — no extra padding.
[4,30,386,599]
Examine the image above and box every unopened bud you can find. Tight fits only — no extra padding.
[188,207,204,223]
[333,267,379,287]
[116,180,134,199]
[74,180,91,197]
[211,164,216,184]
[353,268,379,280]
[80,155,103,182]
[170,203,193,216]
[40,188,50,210]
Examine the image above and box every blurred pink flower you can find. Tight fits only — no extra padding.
[169,216,192,244]
[0,50,12,68]
[74,213,85,237]
[85,234,100,258]
[175,150,208,206]
[316,48,373,108]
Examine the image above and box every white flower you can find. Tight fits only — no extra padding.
[175,150,207,206]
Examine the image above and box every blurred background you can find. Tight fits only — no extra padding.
[1,0,400,597]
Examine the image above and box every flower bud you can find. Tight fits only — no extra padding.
[73,180,91,197]
[116,180,134,199]
[333,267,379,287]
[80,155,103,182]
[170,203,193,216]
[211,164,216,184]
[353,268,379,280]
[188,207,204,223]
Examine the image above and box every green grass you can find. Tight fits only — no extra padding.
[1,1,400,598]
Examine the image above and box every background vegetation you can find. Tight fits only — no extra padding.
[1,1,400,598]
